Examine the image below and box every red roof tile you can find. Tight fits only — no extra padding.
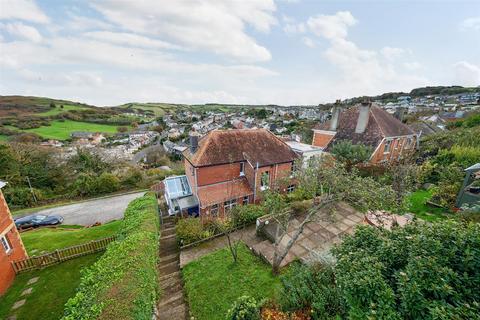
[183,129,298,167]
[196,178,253,207]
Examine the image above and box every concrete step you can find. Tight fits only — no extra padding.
[160,252,179,263]
[162,227,176,236]
[159,270,180,282]
[158,303,186,320]
[158,291,184,309]
[160,233,176,240]
[159,255,179,267]
[159,260,180,274]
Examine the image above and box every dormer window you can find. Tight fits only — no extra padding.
[240,162,245,176]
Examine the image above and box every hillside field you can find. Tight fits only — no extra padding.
[23,120,123,140]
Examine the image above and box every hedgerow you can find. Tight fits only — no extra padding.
[62,193,159,320]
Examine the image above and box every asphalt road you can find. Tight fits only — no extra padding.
[19,192,146,226]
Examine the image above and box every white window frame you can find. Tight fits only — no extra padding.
[224,199,237,212]
[239,162,245,176]
[1,235,12,254]
[260,171,270,191]
[384,139,392,153]
[211,204,219,217]
[242,196,249,205]
[287,184,295,193]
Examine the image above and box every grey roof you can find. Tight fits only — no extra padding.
[176,195,199,210]
[465,163,480,172]
[164,175,192,199]
[0,181,6,189]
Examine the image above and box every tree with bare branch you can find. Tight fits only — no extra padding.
[267,156,399,274]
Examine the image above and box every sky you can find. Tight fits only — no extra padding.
[0,0,479,106]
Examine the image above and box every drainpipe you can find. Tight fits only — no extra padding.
[253,162,259,202]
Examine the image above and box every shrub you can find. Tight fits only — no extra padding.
[231,205,266,227]
[96,172,120,194]
[63,193,159,320]
[225,296,260,320]
[279,263,345,319]
[431,182,461,208]
[289,200,311,216]
[176,218,213,246]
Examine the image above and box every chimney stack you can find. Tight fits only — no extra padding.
[355,99,371,134]
[189,133,199,153]
[329,99,342,131]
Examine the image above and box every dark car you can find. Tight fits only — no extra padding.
[14,214,64,229]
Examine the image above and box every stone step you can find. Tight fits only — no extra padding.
[158,303,187,320]
[159,270,180,282]
[159,255,179,267]
[159,260,180,274]
[158,291,184,309]
[161,277,183,293]
[160,273,181,288]
[162,227,176,236]
[160,233,176,240]
[160,252,179,262]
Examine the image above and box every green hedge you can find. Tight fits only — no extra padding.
[62,193,159,320]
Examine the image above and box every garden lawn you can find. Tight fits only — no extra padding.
[21,220,122,255]
[407,189,452,222]
[182,244,281,320]
[0,253,101,320]
[24,120,123,140]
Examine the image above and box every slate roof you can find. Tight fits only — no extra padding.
[314,104,415,149]
[183,129,298,167]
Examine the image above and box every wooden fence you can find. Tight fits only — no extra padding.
[11,235,117,273]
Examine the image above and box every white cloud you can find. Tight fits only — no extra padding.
[453,61,480,86]
[83,31,182,50]
[460,17,480,31]
[0,0,49,24]
[2,22,42,42]
[65,13,114,31]
[284,22,305,35]
[90,0,277,62]
[307,11,357,40]
[302,36,315,48]
[403,61,423,71]
[381,46,405,61]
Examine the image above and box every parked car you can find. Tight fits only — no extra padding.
[14,214,64,229]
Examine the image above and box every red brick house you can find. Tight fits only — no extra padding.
[0,181,28,295]
[183,129,299,217]
[312,101,417,164]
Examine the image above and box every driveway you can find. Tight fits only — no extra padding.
[19,192,146,226]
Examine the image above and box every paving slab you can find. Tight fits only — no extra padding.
[27,277,39,285]
[12,300,25,310]
[21,287,33,296]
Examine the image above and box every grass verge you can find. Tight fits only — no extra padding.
[21,220,123,255]
[182,244,281,320]
[0,253,101,320]
[407,189,452,222]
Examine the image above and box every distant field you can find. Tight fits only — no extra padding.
[36,104,88,116]
[24,120,123,140]
[0,134,8,141]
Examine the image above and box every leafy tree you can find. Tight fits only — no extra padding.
[226,296,261,320]
[333,221,480,319]
[330,140,373,167]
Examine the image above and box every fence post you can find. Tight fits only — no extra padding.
[55,249,61,262]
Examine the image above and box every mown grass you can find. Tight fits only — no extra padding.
[21,220,123,255]
[407,189,452,222]
[0,253,101,320]
[37,104,87,116]
[24,120,123,140]
[182,244,281,320]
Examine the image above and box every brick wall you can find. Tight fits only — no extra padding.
[0,190,28,295]
[196,162,241,186]
[370,136,417,164]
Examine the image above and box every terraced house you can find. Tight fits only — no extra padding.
[312,101,418,164]
[182,129,299,217]
[0,181,28,295]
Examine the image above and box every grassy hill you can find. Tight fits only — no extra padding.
[0,95,95,118]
